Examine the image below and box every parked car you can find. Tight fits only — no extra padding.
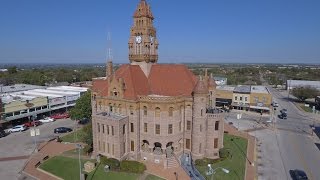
[24,120,42,127]
[39,117,55,123]
[289,169,308,180]
[8,125,27,133]
[78,118,90,125]
[54,127,73,133]
[272,102,279,107]
[50,112,70,119]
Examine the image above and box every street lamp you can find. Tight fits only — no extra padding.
[76,144,83,180]
[206,164,229,180]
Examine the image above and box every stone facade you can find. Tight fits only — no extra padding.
[91,0,224,168]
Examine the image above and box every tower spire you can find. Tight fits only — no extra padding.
[106,31,113,77]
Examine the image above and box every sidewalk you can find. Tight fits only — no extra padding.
[144,161,190,180]
[21,140,77,180]
[224,122,256,180]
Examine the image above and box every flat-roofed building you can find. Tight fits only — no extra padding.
[233,86,251,110]
[0,84,45,95]
[287,80,320,90]
[215,86,235,107]
[250,86,272,112]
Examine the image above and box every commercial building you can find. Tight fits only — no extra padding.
[286,80,320,90]
[91,0,224,168]
[0,85,88,126]
[0,84,45,94]
[216,85,272,112]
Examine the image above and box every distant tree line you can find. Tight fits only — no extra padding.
[0,66,105,86]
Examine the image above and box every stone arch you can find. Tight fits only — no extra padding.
[155,107,160,117]
[153,142,162,155]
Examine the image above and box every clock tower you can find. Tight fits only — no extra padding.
[129,0,159,66]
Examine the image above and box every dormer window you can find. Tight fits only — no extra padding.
[113,88,118,96]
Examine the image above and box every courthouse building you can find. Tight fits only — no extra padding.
[91,0,224,168]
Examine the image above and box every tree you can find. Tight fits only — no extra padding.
[8,66,17,74]
[69,91,92,120]
[79,124,93,145]
[291,86,320,102]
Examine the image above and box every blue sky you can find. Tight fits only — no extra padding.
[0,0,319,64]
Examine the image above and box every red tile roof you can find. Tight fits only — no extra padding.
[93,64,199,100]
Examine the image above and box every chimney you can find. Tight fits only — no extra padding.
[107,61,113,77]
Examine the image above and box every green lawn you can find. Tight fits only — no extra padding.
[145,174,165,180]
[300,104,313,113]
[40,156,140,180]
[196,134,248,180]
[60,128,84,143]
[87,163,139,180]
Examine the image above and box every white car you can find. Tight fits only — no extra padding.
[8,125,27,133]
[39,117,55,123]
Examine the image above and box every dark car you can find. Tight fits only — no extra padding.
[54,127,73,133]
[280,109,288,114]
[278,114,287,119]
[0,129,6,138]
[289,170,308,180]
[78,118,90,125]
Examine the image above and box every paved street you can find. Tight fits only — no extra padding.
[0,119,75,180]
[225,87,320,180]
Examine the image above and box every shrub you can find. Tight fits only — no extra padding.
[120,160,146,174]
[219,148,229,158]
[105,158,120,170]
[83,145,93,154]
[195,158,226,166]
[100,156,108,165]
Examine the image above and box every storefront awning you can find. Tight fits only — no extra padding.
[250,106,270,111]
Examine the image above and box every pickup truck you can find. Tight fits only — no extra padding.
[24,120,42,127]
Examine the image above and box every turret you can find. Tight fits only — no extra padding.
[191,76,208,159]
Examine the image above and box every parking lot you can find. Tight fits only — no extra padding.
[0,118,75,180]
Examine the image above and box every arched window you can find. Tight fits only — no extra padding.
[201,109,203,117]
[109,103,112,112]
[155,107,160,117]
[169,107,174,117]
[119,104,122,114]
[143,106,147,116]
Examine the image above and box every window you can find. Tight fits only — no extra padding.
[215,121,219,130]
[179,121,182,132]
[143,106,147,116]
[107,125,109,135]
[155,107,160,117]
[103,142,106,152]
[102,124,105,134]
[98,141,101,151]
[235,96,238,101]
[168,124,173,134]
[131,141,135,151]
[200,125,202,132]
[180,105,183,115]
[214,138,218,149]
[97,123,100,133]
[131,123,134,133]
[107,143,110,153]
[155,124,160,134]
[201,109,203,116]
[123,125,126,134]
[186,139,191,149]
[187,121,191,130]
[245,97,248,102]
[169,107,174,117]
[109,103,113,112]
[199,143,202,153]
[240,97,243,101]
[119,104,122,114]
[112,144,115,155]
[112,126,114,136]
[129,106,134,115]
[144,123,148,133]
[99,102,102,110]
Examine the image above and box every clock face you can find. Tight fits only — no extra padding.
[135,36,142,44]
